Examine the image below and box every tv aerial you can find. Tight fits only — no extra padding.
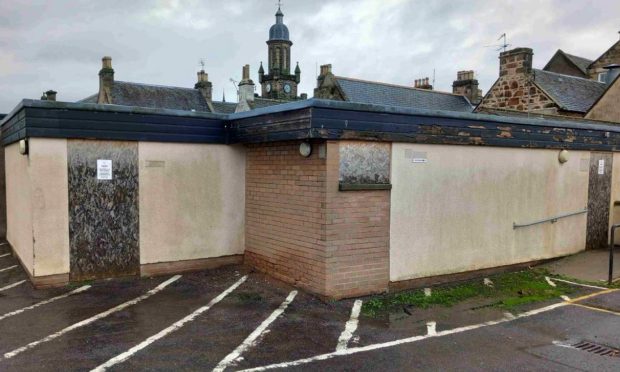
[484,33,511,52]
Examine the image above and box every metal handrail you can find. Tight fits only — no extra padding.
[513,208,588,229]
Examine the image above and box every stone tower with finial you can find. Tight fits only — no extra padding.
[259,2,300,100]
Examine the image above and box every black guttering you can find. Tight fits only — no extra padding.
[3,98,620,151]
[1,99,229,146]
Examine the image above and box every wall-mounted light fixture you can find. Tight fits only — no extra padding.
[19,139,28,155]
[558,149,569,164]
[299,142,312,157]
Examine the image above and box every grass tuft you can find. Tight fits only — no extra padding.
[362,269,580,317]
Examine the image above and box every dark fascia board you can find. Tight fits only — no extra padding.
[230,98,620,133]
[0,99,228,128]
[3,98,620,150]
[0,99,229,146]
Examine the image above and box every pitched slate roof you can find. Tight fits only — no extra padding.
[211,101,237,114]
[78,82,211,112]
[334,76,473,112]
[251,97,290,109]
[110,81,212,112]
[563,52,593,75]
[78,83,291,114]
[78,93,98,104]
[533,69,607,113]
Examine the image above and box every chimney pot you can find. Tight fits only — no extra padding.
[45,90,57,101]
[197,70,208,83]
[242,64,250,80]
[102,56,112,69]
[320,64,332,76]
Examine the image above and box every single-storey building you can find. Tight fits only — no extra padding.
[2,98,620,298]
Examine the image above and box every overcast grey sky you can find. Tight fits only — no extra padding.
[0,0,619,112]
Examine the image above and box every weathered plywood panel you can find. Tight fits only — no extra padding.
[339,141,390,185]
[68,140,139,280]
[586,152,613,250]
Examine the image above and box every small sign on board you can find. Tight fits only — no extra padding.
[598,159,605,175]
[97,159,113,180]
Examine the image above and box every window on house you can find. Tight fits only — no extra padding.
[598,72,608,82]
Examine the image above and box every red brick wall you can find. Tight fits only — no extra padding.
[245,140,390,299]
[324,141,390,298]
[245,141,327,295]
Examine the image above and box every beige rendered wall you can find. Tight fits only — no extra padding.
[30,138,70,276]
[5,142,34,275]
[390,143,590,282]
[139,142,245,264]
[5,138,69,277]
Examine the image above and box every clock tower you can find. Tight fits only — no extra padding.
[259,5,300,100]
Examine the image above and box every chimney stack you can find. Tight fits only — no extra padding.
[45,90,57,101]
[414,77,432,90]
[499,47,533,77]
[320,64,332,76]
[98,56,114,104]
[317,64,333,88]
[238,64,255,102]
[195,69,213,102]
[452,70,481,104]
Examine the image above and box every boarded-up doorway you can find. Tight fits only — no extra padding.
[68,140,139,281]
[586,152,613,250]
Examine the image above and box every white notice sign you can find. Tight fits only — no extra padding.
[598,159,605,175]
[97,159,112,180]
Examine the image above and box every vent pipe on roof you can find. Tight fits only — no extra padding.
[603,64,620,85]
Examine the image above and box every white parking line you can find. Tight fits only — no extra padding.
[3,275,181,360]
[336,300,362,351]
[0,265,17,273]
[0,253,11,258]
[238,301,571,371]
[545,276,557,287]
[0,280,26,293]
[214,290,298,372]
[0,285,91,322]
[549,277,608,290]
[91,275,248,372]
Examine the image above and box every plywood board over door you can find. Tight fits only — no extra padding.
[586,152,613,250]
[68,140,139,280]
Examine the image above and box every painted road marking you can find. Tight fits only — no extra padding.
[503,312,515,320]
[426,321,437,336]
[549,277,608,290]
[0,253,11,258]
[238,288,618,371]
[0,280,26,293]
[545,276,557,287]
[567,288,618,303]
[0,265,17,273]
[0,285,91,322]
[336,300,363,351]
[91,275,248,372]
[560,295,571,302]
[568,302,620,316]
[214,290,298,372]
[2,275,181,360]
